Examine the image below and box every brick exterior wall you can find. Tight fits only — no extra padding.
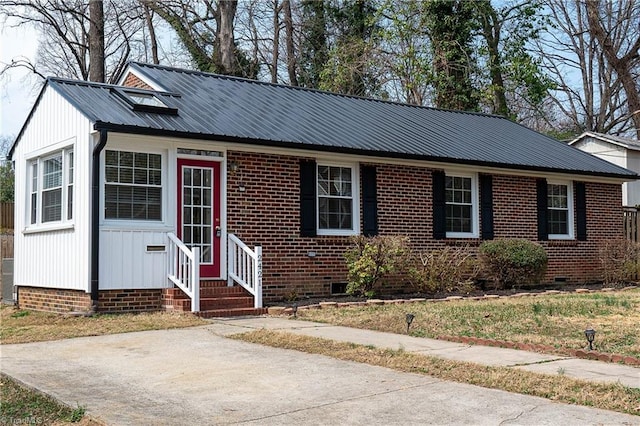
[122,72,153,90]
[17,287,162,314]
[99,289,163,312]
[227,151,624,302]
[18,151,623,312]
[18,287,92,313]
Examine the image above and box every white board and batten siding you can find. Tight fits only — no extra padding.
[12,87,94,292]
[99,229,171,289]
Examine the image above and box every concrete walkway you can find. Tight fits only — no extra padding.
[207,317,640,389]
[0,319,638,425]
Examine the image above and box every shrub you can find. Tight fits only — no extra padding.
[344,235,410,297]
[479,239,548,289]
[409,245,479,293]
[599,239,640,285]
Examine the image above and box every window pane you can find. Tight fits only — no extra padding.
[149,170,162,185]
[120,151,133,167]
[149,153,161,169]
[105,150,118,166]
[120,167,133,184]
[42,188,62,222]
[43,156,62,189]
[67,185,73,220]
[549,209,568,235]
[68,151,74,184]
[31,193,37,224]
[193,169,201,186]
[134,152,148,168]
[106,166,118,182]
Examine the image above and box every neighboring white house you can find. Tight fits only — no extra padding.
[570,132,640,207]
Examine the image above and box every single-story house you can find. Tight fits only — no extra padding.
[10,62,639,315]
[569,131,640,207]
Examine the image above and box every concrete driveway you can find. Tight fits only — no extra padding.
[1,325,637,425]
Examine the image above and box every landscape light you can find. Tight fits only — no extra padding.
[405,313,415,334]
[584,328,596,351]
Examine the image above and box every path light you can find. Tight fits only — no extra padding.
[584,327,596,351]
[292,303,298,318]
[405,313,415,334]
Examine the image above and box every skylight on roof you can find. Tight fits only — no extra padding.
[124,91,168,108]
[111,87,178,115]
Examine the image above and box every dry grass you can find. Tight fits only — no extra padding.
[0,374,103,425]
[233,329,640,416]
[0,305,206,344]
[296,289,640,357]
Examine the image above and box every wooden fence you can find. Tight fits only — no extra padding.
[0,202,13,230]
[624,208,639,243]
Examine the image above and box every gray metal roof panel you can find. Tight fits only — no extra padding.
[47,63,638,179]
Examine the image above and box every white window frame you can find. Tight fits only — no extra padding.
[547,180,574,240]
[316,162,360,236]
[445,172,479,239]
[103,149,164,223]
[26,146,74,230]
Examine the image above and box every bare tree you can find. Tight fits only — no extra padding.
[537,0,639,137]
[147,0,256,77]
[0,0,149,83]
[585,0,640,138]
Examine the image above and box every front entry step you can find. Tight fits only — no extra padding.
[162,280,265,317]
[196,307,268,318]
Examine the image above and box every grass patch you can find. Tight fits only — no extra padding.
[295,289,640,357]
[0,305,207,344]
[0,374,99,425]
[233,330,640,416]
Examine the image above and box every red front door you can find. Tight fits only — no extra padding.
[177,159,221,278]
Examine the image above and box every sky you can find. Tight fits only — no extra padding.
[0,20,40,147]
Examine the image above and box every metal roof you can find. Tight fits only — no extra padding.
[40,62,638,179]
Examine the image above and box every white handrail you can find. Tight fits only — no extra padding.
[167,232,200,312]
[228,233,262,308]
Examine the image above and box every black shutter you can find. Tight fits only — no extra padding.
[432,170,446,239]
[575,181,587,241]
[361,165,378,236]
[299,160,317,237]
[536,178,548,241]
[480,174,494,240]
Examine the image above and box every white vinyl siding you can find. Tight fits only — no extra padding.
[12,86,90,292]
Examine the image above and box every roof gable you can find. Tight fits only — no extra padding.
[569,131,640,152]
[16,62,638,180]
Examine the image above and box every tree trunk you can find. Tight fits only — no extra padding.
[271,0,281,83]
[478,2,510,118]
[143,3,159,64]
[283,0,298,86]
[88,0,105,83]
[216,0,239,75]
